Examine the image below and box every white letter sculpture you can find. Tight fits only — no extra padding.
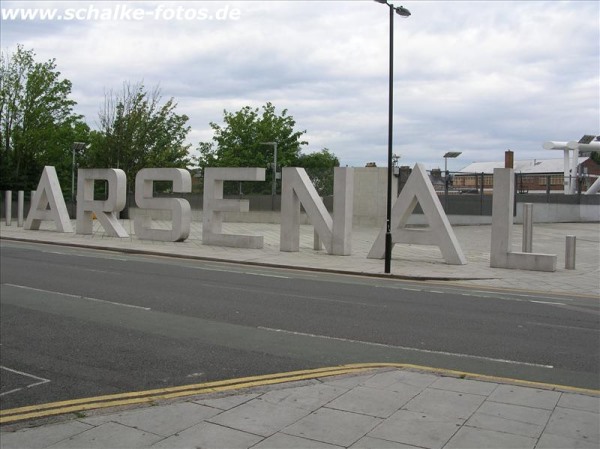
[490,168,556,271]
[202,167,266,248]
[24,166,73,233]
[368,163,466,265]
[280,167,354,255]
[134,168,192,242]
[76,168,128,237]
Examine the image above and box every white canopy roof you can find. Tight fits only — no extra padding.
[460,158,589,174]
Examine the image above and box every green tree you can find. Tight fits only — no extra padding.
[297,148,340,196]
[0,45,87,193]
[196,102,308,194]
[83,82,191,193]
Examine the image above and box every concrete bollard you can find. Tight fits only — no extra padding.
[313,228,322,250]
[565,235,576,270]
[5,190,12,226]
[522,203,533,253]
[17,190,24,227]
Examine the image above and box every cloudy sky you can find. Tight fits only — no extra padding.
[2,0,599,171]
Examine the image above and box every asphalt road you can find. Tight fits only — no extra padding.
[1,240,598,410]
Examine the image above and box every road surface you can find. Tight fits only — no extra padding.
[1,240,598,410]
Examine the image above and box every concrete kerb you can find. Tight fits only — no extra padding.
[1,363,598,428]
[0,235,496,283]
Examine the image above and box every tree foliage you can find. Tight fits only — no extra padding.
[196,102,309,194]
[297,148,340,196]
[0,45,87,192]
[83,82,191,191]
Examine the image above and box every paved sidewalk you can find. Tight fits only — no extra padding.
[0,220,599,296]
[1,366,599,449]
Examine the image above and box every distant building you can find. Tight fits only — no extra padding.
[455,158,600,193]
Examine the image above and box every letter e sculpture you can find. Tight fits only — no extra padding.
[202,167,266,248]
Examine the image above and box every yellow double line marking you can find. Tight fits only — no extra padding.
[1,363,598,425]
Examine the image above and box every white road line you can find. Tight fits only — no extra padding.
[0,366,51,397]
[192,266,290,279]
[529,300,566,306]
[3,284,151,311]
[258,327,554,369]
[243,272,290,279]
[41,250,129,261]
[526,321,599,332]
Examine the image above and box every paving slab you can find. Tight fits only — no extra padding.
[149,421,262,448]
[403,388,486,420]
[536,433,600,449]
[283,407,382,447]
[558,392,600,413]
[192,392,259,410]
[368,409,463,449]
[544,407,600,444]
[79,401,220,437]
[428,376,498,396]
[319,372,376,389]
[253,432,344,449]
[465,401,551,438]
[207,398,310,437]
[45,422,162,448]
[259,383,347,412]
[350,436,420,448]
[0,421,93,449]
[444,426,536,449]
[362,369,438,390]
[486,384,561,410]
[325,385,416,418]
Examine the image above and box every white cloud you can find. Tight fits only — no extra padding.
[1,0,598,172]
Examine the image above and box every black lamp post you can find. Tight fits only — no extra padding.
[374,0,411,273]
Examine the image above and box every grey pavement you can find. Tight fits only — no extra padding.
[1,367,599,449]
[1,219,599,448]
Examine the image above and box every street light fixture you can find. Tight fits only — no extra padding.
[442,152,461,211]
[374,0,411,274]
[443,151,462,175]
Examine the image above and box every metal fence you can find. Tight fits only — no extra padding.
[1,189,598,220]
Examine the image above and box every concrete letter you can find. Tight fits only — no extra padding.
[202,167,265,248]
[134,168,191,242]
[76,168,128,237]
[280,167,354,255]
[490,168,556,271]
[24,166,73,232]
[368,163,466,265]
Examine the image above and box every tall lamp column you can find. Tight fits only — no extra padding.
[374,0,411,274]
